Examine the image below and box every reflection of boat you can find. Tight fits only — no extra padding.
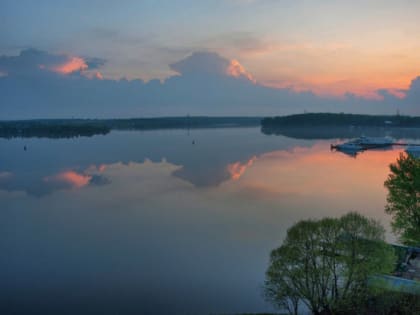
[331,142,364,157]
[405,145,420,158]
[336,149,361,158]
[332,142,364,151]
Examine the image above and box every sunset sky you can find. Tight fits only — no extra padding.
[2,0,420,117]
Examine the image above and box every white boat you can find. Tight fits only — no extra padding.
[331,136,393,155]
[352,136,393,148]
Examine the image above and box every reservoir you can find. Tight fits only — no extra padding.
[0,127,411,314]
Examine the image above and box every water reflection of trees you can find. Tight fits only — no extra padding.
[261,126,420,140]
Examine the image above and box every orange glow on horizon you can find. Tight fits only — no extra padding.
[232,39,420,99]
[227,144,405,201]
[261,75,412,100]
[386,89,406,99]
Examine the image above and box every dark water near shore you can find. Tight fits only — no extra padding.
[0,127,414,314]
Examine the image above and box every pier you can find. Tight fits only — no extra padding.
[331,142,420,150]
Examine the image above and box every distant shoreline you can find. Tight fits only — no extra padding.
[260,113,420,140]
[3,113,420,139]
[262,113,420,128]
[0,117,262,138]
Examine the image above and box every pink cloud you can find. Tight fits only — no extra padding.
[45,170,92,188]
[226,59,256,83]
[83,71,104,80]
[227,156,257,180]
[52,56,88,74]
[86,164,107,173]
[98,164,106,172]
[386,88,406,99]
[94,71,104,80]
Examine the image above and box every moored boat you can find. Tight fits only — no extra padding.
[331,136,393,153]
[353,136,393,148]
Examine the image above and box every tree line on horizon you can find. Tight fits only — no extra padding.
[5,113,420,139]
[0,117,261,138]
[262,113,420,128]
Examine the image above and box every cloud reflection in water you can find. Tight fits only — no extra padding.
[0,129,407,314]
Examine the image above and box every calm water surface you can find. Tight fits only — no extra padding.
[0,127,409,314]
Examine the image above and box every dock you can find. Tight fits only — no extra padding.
[331,136,420,152]
[331,142,420,150]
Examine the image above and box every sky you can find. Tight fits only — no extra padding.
[1,0,420,118]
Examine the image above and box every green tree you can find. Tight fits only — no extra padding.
[384,152,420,246]
[264,212,395,315]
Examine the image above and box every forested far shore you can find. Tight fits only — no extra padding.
[4,113,420,139]
[0,120,110,138]
[0,117,261,138]
[262,113,420,128]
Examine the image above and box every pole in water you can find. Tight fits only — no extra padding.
[24,145,27,151]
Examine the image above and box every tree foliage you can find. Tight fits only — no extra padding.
[384,152,420,246]
[264,212,396,315]
[366,291,420,315]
